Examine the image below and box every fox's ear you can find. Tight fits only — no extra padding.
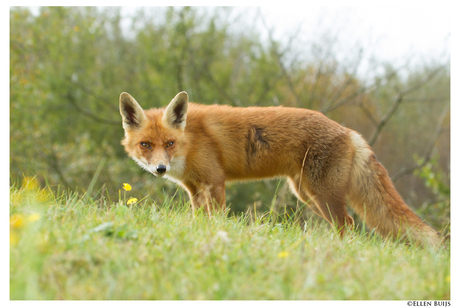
[162,91,188,131]
[119,92,147,131]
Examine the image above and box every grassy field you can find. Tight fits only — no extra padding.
[10,180,450,300]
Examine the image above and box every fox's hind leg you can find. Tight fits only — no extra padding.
[287,176,324,218]
[289,176,354,236]
[309,193,354,237]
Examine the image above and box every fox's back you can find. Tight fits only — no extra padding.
[179,103,350,180]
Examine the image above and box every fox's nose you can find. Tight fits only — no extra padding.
[156,165,167,174]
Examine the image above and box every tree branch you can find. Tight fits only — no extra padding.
[320,48,363,111]
[367,66,444,146]
[321,59,412,114]
[65,91,119,125]
[67,76,114,108]
[321,84,374,114]
[358,99,379,126]
[367,93,403,146]
[307,38,337,110]
[258,8,303,107]
[391,103,449,182]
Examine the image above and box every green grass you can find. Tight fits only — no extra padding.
[10,183,450,300]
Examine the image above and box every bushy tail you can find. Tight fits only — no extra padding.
[348,132,441,246]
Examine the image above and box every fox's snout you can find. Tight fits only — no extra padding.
[131,157,171,177]
[156,164,167,174]
[150,162,170,177]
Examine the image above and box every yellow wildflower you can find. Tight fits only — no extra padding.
[27,213,41,222]
[123,183,132,191]
[36,187,53,202]
[22,176,39,190]
[277,251,289,258]
[10,213,40,228]
[10,232,19,246]
[10,214,25,229]
[446,276,450,283]
[127,197,138,205]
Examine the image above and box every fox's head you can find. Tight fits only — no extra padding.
[119,92,188,178]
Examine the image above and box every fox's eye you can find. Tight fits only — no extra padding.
[140,142,151,149]
[166,141,174,148]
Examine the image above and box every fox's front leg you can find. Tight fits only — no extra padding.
[184,182,226,214]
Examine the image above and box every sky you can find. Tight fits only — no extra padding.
[258,6,450,64]
[112,5,451,78]
[24,5,450,67]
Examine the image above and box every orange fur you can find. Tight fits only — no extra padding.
[119,92,441,246]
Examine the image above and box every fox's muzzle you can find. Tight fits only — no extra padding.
[156,165,167,174]
[151,163,171,177]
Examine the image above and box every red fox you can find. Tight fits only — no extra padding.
[119,91,441,246]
